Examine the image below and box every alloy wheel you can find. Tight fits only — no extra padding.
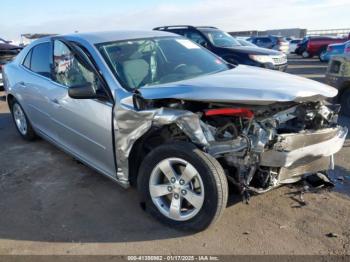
[149,157,205,221]
[13,103,28,135]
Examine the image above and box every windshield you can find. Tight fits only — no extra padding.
[200,29,241,48]
[97,37,229,90]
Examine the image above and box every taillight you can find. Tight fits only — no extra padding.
[204,108,254,119]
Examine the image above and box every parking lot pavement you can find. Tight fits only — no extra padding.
[286,54,328,82]
[0,58,350,256]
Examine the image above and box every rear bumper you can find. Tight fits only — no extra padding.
[0,72,3,91]
[260,126,348,182]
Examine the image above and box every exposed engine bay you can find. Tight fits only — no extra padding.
[126,95,348,200]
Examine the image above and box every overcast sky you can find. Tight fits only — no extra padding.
[2,0,350,41]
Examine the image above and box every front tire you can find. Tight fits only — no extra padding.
[10,100,36,140]
[137,142,228,232]
[319,47,327,62]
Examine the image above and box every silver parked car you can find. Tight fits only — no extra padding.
[3,31,347,231]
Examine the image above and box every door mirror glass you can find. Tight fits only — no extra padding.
[68,82,96,99]
[68,82,108,99]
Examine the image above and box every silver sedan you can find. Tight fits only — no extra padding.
[2,31,347,231]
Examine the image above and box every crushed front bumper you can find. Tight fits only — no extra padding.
[260,126,348,183]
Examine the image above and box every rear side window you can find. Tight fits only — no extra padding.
[256,38,271,44]
[277,37,287,42]
[30,42,52,78]
[23,50,32,69]
[167,29,186,36]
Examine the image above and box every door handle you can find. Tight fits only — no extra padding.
[18,81,26,87]
[50,98,61,107]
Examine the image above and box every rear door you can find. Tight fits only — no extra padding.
[19,41,57,139]
[48,39,116,178]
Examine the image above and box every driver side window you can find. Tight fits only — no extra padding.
[53,40,100,90]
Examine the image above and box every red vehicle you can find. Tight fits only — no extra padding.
[302,36,349,59]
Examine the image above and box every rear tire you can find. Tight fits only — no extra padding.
[340,89,350,117]
[10,99,36,141]
[137,142,228,232]
[302,51,311,58]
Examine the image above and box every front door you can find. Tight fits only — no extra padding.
[48,39,116,178]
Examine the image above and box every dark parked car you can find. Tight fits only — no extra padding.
[326,54,350,116]
[295,37,310,56]
[0,38,22,90]
[248,35,289,53]
[154,26,288,71]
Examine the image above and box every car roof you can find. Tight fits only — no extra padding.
[329,41,347,47]
[34,30,178,45]
[252,35,284,38]
[154,25,218,31]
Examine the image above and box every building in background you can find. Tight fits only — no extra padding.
[229,28,307,38]
[307,28,350,38]
[229,28,350,39]
[19,34,57,46]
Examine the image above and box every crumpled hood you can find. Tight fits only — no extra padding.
[139,65,338,105]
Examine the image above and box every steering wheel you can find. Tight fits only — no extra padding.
[173,64,187,72]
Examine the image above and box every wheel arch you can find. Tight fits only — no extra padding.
[128,124,194,186]
[6,93,16,109]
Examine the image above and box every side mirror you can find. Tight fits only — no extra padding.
[68,82,107,99]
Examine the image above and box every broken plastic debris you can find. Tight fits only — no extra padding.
[326,233,338,238]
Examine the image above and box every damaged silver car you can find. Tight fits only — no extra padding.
[3,31,348,231]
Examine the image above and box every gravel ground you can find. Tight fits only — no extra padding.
[0,55,349,255]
